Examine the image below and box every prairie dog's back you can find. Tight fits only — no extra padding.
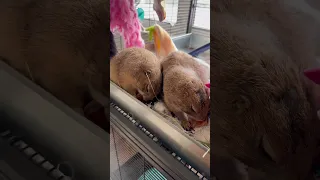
[161,51,208,83]
[0,0,108,69]
[111,47,161,81]
[110,47,162,101]
[0,0,109,108]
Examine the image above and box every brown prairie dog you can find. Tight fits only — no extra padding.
[212,0,320,179]
[110,47,162,101]
[0,0,108,110]
[162,51,210,125]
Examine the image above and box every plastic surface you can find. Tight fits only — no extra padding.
[0,138,53,180]
[0,61,109,180]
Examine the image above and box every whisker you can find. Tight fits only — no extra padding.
[145,72,160,101]
[202,147,210,158]
[25,61,34,81]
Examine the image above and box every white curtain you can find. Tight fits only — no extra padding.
[193,0,210,29]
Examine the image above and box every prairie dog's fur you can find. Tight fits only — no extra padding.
[110,47,162,101]
[0,0,108,110]
[162,51,210,124]
[212,0,320,179]
[162,51,208,83]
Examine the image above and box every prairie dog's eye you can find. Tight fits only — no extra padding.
[145,71,151,77]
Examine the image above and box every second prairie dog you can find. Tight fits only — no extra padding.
[211,0,320,179]
[110,47,162,101]
[162,51,210,127]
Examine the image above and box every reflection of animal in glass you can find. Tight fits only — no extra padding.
[211,0,320,179]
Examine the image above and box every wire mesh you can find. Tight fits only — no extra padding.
[110,123,166,180]
[110,102,209,180]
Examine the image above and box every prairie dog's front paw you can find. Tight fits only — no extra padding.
[136,91,144,101]
[181,119,194,132]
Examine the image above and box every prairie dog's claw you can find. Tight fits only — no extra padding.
[181,119,194,132]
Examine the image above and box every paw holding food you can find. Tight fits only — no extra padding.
[180,115,209,132]
[191,118,209,128]
[181,119,194,132]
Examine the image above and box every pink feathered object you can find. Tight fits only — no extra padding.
[110,0,145,48]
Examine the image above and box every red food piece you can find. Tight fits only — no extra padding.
[191,119,209,128]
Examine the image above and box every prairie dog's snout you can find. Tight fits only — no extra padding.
[162,51,210,123]
[110,47,162,101]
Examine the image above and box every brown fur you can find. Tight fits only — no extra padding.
[0,0,108,110]
[211,0,320,179]
[162,51,210,125]
[110,47,162,101]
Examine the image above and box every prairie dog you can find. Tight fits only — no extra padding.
[212,0,320,179]
[0,0,108,110]
[110,47,162,101]
[162,51,210,127]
